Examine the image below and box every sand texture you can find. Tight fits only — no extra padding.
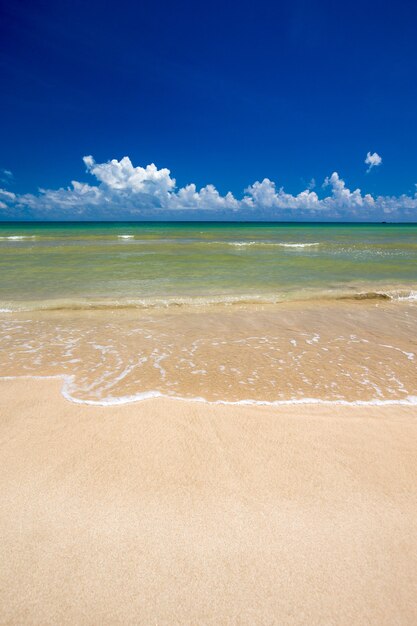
[1,378,417,625]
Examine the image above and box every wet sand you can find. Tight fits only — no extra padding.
[1,300,417,404]
[1,377,417,625]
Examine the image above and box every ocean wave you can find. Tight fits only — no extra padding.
[2,374,417,407]
[220,241,320,248]
[0,235,36,241]
[336,292,391,301]
[276,242,320,248]
[1,287,416,312]
[226,241,257,247]
[0,294,286,312]
[336,289,417,302]
[395,291,417,302]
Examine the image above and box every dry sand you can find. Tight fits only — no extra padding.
[1,377,417,625]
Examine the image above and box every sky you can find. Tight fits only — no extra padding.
[1,0,417,221]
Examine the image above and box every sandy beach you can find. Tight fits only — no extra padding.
[3,0,417,621]
[1,377,417,624]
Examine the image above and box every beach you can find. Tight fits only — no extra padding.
[1,222,417,623]
[3,0,417,620]
[2,299,417,405]
[1,377,417,624]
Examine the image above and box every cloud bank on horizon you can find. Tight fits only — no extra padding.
[1,154,417,221]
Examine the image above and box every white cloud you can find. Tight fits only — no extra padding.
[322,172,375,210]
[0,188,17,216]
[365,151,382,172]
[0,154,416,220]
[170,183,239,211]
[243,178,320,211]
[0,169,13,185]
[83,155,176,195]
[0,188,16,201]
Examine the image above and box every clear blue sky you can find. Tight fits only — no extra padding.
[1,0,417,220]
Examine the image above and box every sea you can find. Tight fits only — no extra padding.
[1,221,416,405]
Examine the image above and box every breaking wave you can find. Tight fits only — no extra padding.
[1,287,417,312]
[218,241,320,248]
[0,235,36,241]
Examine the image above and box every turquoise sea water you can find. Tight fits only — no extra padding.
[1,222,416,309]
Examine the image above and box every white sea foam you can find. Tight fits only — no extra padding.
[223,241,320,248]
[396,291,417,302]
[379,344,415,361]
[303,332,321,345]
[0,235,36,241]
[118,234,134,239]
[277,242,320,248]
[226,241,257,247]
[1,374,417,408]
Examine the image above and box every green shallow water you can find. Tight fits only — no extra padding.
[1,222,417,309]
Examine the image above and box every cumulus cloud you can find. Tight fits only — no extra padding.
[171,183,239,211]
[83,155,176,195]
[365,151,382,172]
[0,154,416,221]
[243,178,320,211]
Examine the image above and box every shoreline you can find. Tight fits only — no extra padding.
[3,373,417,407]
[1,299,416,405]
[1,283,417,312]
[1,377,417,624]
